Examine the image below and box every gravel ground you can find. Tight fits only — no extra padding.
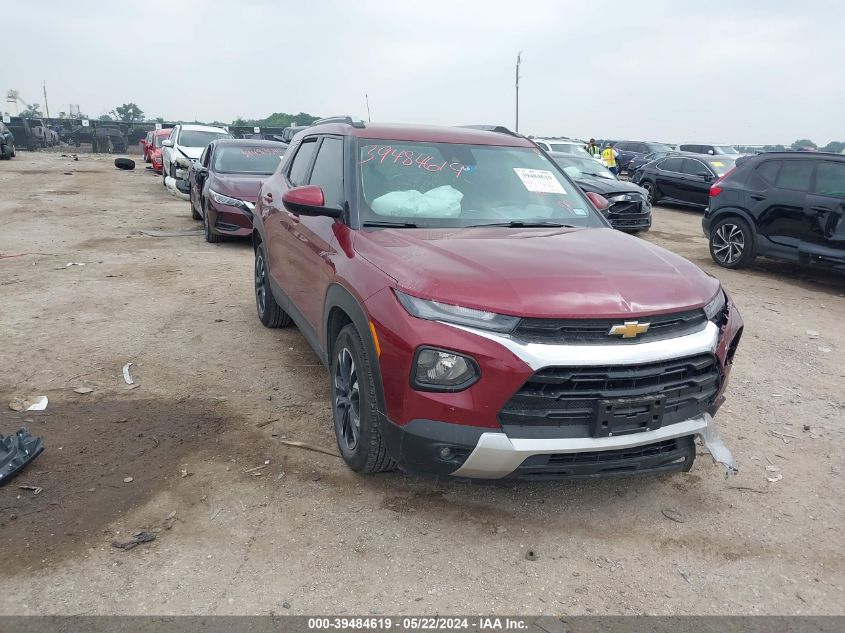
[0,151,842,615]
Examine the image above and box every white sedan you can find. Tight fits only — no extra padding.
[161,124,231,182]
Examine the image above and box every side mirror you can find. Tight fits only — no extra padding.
[162,139,173,148]
[282,186,342,218]
[585,191,610,211]
[707,149,715,155]
[698,171,714,181]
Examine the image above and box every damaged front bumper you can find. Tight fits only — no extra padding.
[0,428,44,484]
[450,413,737,479]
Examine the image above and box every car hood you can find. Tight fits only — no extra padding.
[573,175,647,196]
[354,227,718,318]
[209,174,267,202]
[178,145,204,160]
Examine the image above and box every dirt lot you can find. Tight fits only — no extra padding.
[0,151,843,616]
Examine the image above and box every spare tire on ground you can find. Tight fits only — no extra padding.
[114,158,135,170]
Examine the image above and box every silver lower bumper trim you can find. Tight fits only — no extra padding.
[451,413,738,479]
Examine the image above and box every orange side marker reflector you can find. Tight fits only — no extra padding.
[369,321,381,357]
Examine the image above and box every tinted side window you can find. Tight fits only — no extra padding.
[308,137,344,207]
[757,160,781,184]
[813,161,845,199]
[775,161,813,191]
[200,145,211,167]
[660,157,684,172]
[682,159,708,175]
[616,142,630,152]
[288,138,318,186]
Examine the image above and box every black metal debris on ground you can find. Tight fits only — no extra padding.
[112,531,156,551]
[0,428,44,486]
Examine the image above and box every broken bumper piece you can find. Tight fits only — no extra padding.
[0,428,44,485]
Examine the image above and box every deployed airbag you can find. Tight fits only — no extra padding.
[371,185,463,218]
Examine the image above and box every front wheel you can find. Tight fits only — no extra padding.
[640,180,659,205]
[203,201,224,243]
[254,242,291,328]
[709,217,756,269]
[190,190,202,220]
[331,324,395,473]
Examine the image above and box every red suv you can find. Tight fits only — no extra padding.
[252,118,743,480]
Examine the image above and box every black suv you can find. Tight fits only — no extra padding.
[614,140,674,172]
[703,152,845,270]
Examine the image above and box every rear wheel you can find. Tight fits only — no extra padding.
[709,217,756,269]
[641,180,659,205]
[254,241,291,328]
[331,324,395,473]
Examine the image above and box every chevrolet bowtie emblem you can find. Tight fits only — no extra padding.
[608,321,651,338]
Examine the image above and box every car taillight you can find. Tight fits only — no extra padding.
[709,166,735,198]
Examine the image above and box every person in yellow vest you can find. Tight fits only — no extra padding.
[601,142,619,175]
[585,138,601,158]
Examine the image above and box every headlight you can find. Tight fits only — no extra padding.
[209,189,252,211]
[412,347,479,391]
[606,193,634,203]
[704,289,728,326]
[395,290,519,333]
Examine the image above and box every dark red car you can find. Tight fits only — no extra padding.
[140,131,153,163]
[187,139,286,243]
[150,129,172,175]
[252,119,743,480]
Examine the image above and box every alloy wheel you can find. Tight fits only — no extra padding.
[642,181,654,204]
[254,251,267,317]
[333,347,360,452]
[712,223,745,265]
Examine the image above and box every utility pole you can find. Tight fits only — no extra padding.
[515,52,522,133]
[365,93,372,123]
[43,81,50,118]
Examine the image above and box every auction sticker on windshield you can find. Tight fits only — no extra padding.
[513,168,566,194]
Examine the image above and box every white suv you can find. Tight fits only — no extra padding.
[161,124,231,182]
[533,138,604,163]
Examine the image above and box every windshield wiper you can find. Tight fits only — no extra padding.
[466,221,577,228]
[362,220,420,228]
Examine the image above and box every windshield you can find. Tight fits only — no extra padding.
[552,155,616,180]
[178,130,230,147]
[646,143,673,153]
[548,143,591,158]
[357,140,604,229]
[713,145,739,154]
[706,159,735,176]
[212,145,285,174]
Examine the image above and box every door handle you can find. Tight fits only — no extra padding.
[810,206,830,212]
[750,194,766,201]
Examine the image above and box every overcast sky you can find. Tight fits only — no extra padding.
[2,0,843,144]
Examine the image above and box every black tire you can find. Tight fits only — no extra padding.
[190,191,202,220]
[254,241,291,328]
[203,202,224,243]
[162,159,168,186]
[10,143,15,158]
[709,216,756,269]
[641,180,660,205]
[331,324,395,473]
[114,157,135,170]
[0,145,9,160]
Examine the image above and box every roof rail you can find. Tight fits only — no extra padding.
[459,124,520,137]
[312,116,366,129]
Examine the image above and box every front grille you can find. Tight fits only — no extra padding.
[499,353,720,435]
[608,200,647,217]
[511,436,695,479]
[513,309,706,345]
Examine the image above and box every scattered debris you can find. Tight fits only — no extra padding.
[818,347,831,353]
[164,511,177,530]
[495,526,507,534]
[111,531,156,551]
[679,570,691,584]
[279,439,341,458]
[9,395,49,412]
[806,330,819,339]
[139,229,202,238]
[243,464,268,474]
[18,484,43,495]
[803,424,811,432]
[66,262,85,267]
[282,602,291,610]
[767,472,783,483]
[180,466,192,478]
[122,363,134,385]
[0,429,44,485]
[525,548,538,561]
[768,430,798,444]
[255,418,277,428]
[73,386,94,394]
[661,508,686,523]
[123,476,134,483]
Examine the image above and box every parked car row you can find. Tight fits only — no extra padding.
[149,116,744,483]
